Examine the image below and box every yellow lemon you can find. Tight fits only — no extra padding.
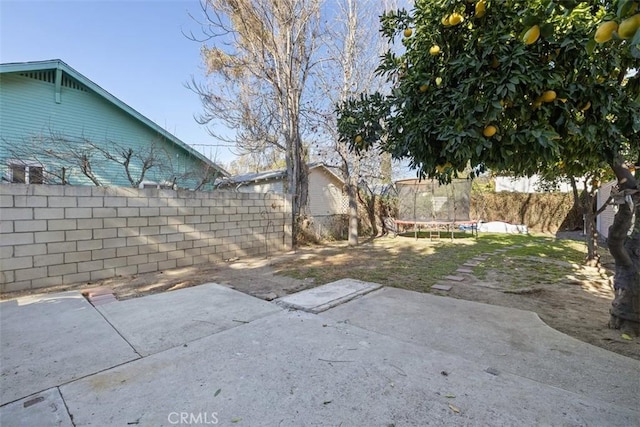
[404,28,413,38]
[483,125,497,137]
[532,99,542,109]
[541,90,556,102]
[618,14,640,39]
[449,13,464,26]
[580,101,591,111]
[435,77,443,86]
[419,84,429,92]
[442,16,451,26]
[475,0,487,18]
[429,45,441,55]
[594,21,618,43]
[523,25,540,44]
[355,135,363,144]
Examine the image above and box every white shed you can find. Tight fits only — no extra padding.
[217,164,348,237]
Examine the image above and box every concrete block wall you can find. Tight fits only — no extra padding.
[0,185,292,293]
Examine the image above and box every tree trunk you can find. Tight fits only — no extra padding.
[287,125,308,248]
[366,194,378,237]
[569,177,599,263]
[584,210,599,265]
[347,180,358,246]
[608,164,640,336]
[583,192,599,266]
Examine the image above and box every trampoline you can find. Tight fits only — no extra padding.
[394,178,478,240]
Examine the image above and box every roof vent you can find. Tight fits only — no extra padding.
[61,74,88,92]
[18,70,88,92]
[19,70,55,83]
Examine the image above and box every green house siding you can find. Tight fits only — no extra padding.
[0,63,219,189]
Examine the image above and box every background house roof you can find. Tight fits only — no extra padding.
[0,59,228,177]
[219,163,344,188]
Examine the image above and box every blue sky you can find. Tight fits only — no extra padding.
[0,0,236,165]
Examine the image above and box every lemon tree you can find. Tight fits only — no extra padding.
[337,0,640,334]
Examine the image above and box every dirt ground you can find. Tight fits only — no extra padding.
[2,236,639,361]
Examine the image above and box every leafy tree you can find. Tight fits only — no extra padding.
[337,1,640,334]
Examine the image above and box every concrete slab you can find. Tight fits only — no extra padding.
[0,291,138,405]
[432,284,453,291]
[455,267,473,274]
[324,287,640,411]
[60,311,639,426]
[444,275,465,282]
[276,278,382,313]
[462,261,480,267]
[0,387,73,427]
[97,283,282,356]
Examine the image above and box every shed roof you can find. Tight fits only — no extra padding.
[0,59,228,177]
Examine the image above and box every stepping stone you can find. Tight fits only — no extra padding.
[473,256,488,261]
[431,284,452,291]
[463,261,481,267]
[277,279,382,314]
[456,268,474,274]
[495,249,508,253]
[444,275,465,282]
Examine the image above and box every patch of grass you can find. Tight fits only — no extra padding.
[474,237,588,287]
[276,233,572,292]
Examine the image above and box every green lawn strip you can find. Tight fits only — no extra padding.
[474,237,589,288]
[277,234,564,293]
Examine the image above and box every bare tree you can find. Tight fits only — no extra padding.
[188,0,323,245]
[226,149,285,175]
[3,130,216,189]
[308,0,393,245]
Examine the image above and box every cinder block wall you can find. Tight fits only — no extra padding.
[0,185,292,293]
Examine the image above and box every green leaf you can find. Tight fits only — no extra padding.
[540,23,554,38]
[617,0,635,19]
[631,28,640,47]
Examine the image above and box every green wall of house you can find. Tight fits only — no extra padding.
[0,71,214,189]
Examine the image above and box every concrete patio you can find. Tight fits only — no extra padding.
[1,280,638,426]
